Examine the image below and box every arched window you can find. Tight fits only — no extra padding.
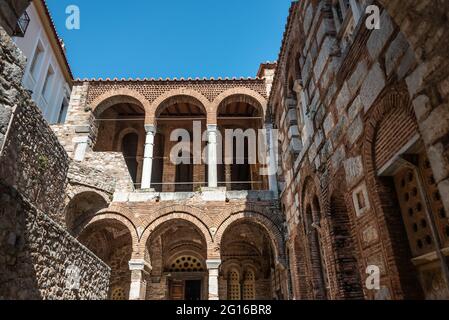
[228,270,241,300]
[242,270,256,300]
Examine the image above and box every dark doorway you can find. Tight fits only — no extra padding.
[122,132,139,184]
[185,280,202,301]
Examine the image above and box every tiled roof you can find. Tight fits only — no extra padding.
[74,77,266,83]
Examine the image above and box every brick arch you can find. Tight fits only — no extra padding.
[148,88,210,124]
[90,88,150,117]
[300,174,322,215]
[139,212,214,257]
[361,84,424,299]
[73,212,140,255]
[211,88,268,123]
[139,204,214,231]
[214,211,285,264]
[363,85,416,176]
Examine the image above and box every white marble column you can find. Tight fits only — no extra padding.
[206,259,221,300]
[141,125,156,190]
[207,125,218,188]
[128,260,149,300]
[265,123,279,197]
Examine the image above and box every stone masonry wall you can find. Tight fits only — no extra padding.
[0,25,111,300]
[0,183,111,300]
[0,29,68,225]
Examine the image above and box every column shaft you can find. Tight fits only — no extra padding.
[207,125,218,188]
[141,125,156,190]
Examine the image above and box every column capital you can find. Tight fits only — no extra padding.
[207,124,218,132]
[129,259,152,273]
[206,259,222,270]
[144,124,157,134]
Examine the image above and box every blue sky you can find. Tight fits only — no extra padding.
[46,0,292,79]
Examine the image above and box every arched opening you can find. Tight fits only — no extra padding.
[329,189,363,299]
[146,219,208,300]
[366,91,449,299]
[306,199,329,300]
[93,98,146,189]
[77,219,133,300]
[217,95,267,191]
[154,96,207,192]
[220,220,276,300]
[65,191,108,234]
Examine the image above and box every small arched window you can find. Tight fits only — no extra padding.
[242,270,256,300]
[228,270,241,300]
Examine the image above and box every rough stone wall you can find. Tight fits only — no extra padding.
[83,151,134,192]
[0,183,111,300]
[0,25,111,300]
[271,0,449,300]
[0,29,69,225]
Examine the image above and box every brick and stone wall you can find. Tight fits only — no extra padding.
[271,0,449,300]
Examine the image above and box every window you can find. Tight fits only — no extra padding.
[29,42,44,81]
[57,97,69,124]
[228,270,241,300]
[41,66,55,102]
[242,270,256,300]
[393,153,449,258]
[332,0,351,28]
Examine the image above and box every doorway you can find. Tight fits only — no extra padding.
[185,280,202,301]
[169,279,202,300]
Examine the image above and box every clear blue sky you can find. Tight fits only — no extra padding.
[46,0,293,79]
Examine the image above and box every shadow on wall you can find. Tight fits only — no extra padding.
[0,183,42,300]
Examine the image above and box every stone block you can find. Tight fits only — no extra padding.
[360,63,386,112]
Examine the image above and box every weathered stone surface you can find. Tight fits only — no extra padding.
[360,63,386,112]
[0,183,110,300]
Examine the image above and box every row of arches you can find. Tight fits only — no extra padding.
[92,89,269,191]
[64,192,285,300]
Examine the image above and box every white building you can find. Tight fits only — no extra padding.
[13,0,72,124]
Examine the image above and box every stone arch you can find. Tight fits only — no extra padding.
[90,88,150,118]
[64,189,110,233]
[148,88,210,124]
[214,211,284,263]
[211,88,268,123]
[73,212,140,256]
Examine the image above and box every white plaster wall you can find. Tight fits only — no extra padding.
[13,3,71,124]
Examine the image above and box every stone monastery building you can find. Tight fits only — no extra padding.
[1,0,449,300]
